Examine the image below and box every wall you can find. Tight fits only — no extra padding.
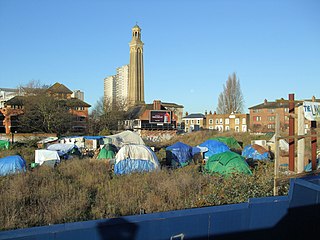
[140,130,176,142]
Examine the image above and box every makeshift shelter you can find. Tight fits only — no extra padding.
[242,144,270,161]
[47,143,81,159]
[34,149,60,168]
[211,136,242,150]
[97,144,117,160]
[166,142,195,168]
[0,139,10,150]
[114,144,160,175]
[267,134,289,152]
[37,137,58,149]
[104,131,145,148]
[199,139,230,159]
[0,155,27,176]
[304,159,320,172]
[204,151,252,176]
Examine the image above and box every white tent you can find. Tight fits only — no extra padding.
[35,149,60,167]
[267,134,289,152]
[105,131,145,148]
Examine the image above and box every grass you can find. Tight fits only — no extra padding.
[0,131,289,231]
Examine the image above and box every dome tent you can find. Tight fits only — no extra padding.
[204,151,252,176]
[211,136,242,150]
[97,144,117,160]
[0,155,27,176]
[199,139,230,159]
[166,142,198,168]
[242,144,270,161]
[114,144,160,175]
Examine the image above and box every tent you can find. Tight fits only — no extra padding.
[34,149,60,168]
[211,136,242,150]
[114,144,160,175]
[267,134,289,152]
[0,155,27,176]
[166,142,195,168]
[97,144,117,160]
[104,131,145,148]
[199,139,230,159]
[47,143,81,159]
[242,144,270,161]
[0,140,10,150]
[204,151,252,176]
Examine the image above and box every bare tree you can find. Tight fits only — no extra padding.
[88,97,128,135]
[216,72,244,114]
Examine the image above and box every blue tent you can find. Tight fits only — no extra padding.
[242,144,270,161]
[199,140,230,159]
[0,155,27,176]
[114,144,160,175]
[166,142,195,167]
[304,159,320,172]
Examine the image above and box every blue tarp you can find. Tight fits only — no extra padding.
[304,159,320,172]
[0,155,27,176]
[199,140,230,159]
[242,144,270,161]
[114,159,158,175]
[166,142,194,167]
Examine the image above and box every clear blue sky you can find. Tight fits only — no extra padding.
[1,0,319,114]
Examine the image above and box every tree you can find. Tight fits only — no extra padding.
[17,95,73,135]
[216,72,244,114]
[88,97,128,135]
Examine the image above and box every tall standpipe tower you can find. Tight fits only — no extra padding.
[128,24,145,106]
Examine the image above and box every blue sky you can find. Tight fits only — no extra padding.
[1,0,319,114]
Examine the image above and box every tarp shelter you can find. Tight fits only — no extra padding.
[37,137,58,149]
[35,149,60,168]
[114,144,160,175]
[267,134,289,152]
[104,131,145,148]
[242,144,270,161]
[0,155,27,176]
[199,140,230,159]
[166,142,195,168]
[47,143,81,159]
[97,144,117,160]
[204,151,252,176]
[211,137,242,150]
[0,140,10,150]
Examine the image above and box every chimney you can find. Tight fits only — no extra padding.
[214,111,217,115]
[264,99,268,105]
[312,96,316,102]
[205,110,207,115]
[209,110,212,114]
[185,112,188,116]
[153,100,161,110]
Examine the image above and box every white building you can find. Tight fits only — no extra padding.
[104,64,129,107]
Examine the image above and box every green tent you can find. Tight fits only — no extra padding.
[0,140,10,150]
[204,151,252,176]
[210,137,242,150]
[97,144,116,160]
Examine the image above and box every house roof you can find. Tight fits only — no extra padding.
[183,113,205,119]
[249,98,320,110]
[162,102,184,108]
[4,96,90,108]
[47,82,73,94]
[125,104,146,119]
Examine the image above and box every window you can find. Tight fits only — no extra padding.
[219,118,223,124]
[268,109,275,113]
[235,126,239,132]
[191,120,194,124]
[215,119,219,124]
[225,126,230,131]
[253,109,261,113]
[209,126,214,130]
[235,118,240,125]
[254,116,261,121]
[242,118,246,124]
[209,119,213,124]
[285,116,289,121]
[186,120,189,124]
[284,108,289,113]
[197,120,200,124]
[268,116,275,121]
[225,118,229,124]
[267,124,275,129]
